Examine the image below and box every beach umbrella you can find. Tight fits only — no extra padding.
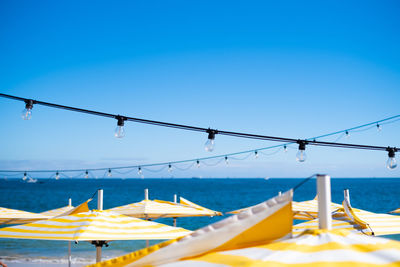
[179,196,222,216]
[107,189,222,219]
[40,198,74,217]
[228,195,342,220]
[293,197,400,236]
[0,207,50,224]
[90,175,400,267]
[87,190,293,267]
[0,209,191,264]
[118,229,400,267]
[389,207,400,214]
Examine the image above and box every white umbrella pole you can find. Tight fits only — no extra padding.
[344,189,351,205]
[97,189,103,211]
[68,198,72,206]
[96,189,104,263]
[317,174,332,230]
[173,194,177,227]
[68,241,72,267]
[145,189,149,200]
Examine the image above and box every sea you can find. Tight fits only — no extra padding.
[1,177,400,265]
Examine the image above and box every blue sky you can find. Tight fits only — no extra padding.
[0,1,399,178]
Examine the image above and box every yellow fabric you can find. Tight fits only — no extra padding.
[173,229,400,267]
[342,199,369,229]
[0,207,49,224]
[0,210,190,241]
[89,191,293,267]
[66,199,91,215]
[40,205,75,217]
[108,199,219,218]
[213,202,292,252]
[179,197,222,216]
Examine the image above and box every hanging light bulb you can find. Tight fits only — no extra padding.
[168,164,172,173]
[284,145,288,153]
[107,169,112,177]
[204,128,217,152]
[55,172,60,180]
[196,160,200,168]
[296,140,307,162]
[254,151,259,159]
[225,156,229,165]
[22,172,27,181]
[386,147,398,170]
[21,99,34,120]
[345,131,350,138]
[85,170,89,179]
[377,123,382,132]
[138,167,143,176]
[114,115,126,138]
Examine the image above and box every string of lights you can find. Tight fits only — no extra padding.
[0,93,399,179]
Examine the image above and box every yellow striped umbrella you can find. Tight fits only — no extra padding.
[0,210,191,241]
[40,205,75,217]
[88,191,293,267]
[389,207,400,214]
[227,196,342,220]
[0,207,50,224]
[108,199,221,219]
[179,197,222,216]
[132,229,400,267]
[294,199,400,236]
[292,198,343,220]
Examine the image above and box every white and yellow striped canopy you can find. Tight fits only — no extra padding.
[40,205,75,217]
[108,199,221,219]
[140,229,400,267]
[0,207,50,224]
[389,207,400,214]
[227,196,342,220]
[88,191,293,267]
[294,199,400,236]
[179,197,222,216]
[0,210,191,241]
[292,198,343,220]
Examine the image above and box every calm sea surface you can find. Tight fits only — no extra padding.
[0,178,400,264]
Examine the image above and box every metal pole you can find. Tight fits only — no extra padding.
[317,174,332,230]
[173,194,177,227]
[96,246,102,263]
[97,189,103,211]
[68,241,72,267]
[145,188,149,200]
[68,198,72,206]
[344,189,350,205]
[96,189,103,263]
[278,191,282,196]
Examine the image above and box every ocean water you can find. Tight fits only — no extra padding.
[0,177,400,265]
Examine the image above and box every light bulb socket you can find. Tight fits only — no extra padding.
[196,160,200,164]
[56,172,59,175]
[138,167,142,171]
[297,140,307,151]
[387,147,397,158]
[206,128,217,140]
[24,172,27,176]
[108,169,111,173]
[225,156,228,160]
[24,99,34,110]
[85,170,89,175]
[116,115,126,126]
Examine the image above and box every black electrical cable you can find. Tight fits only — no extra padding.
[1,93,397,154]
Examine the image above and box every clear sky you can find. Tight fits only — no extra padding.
[0,0,399,178]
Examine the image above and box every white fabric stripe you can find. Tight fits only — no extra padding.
[160,261,228,267]
[283,232,389,245]
[219,248,400,264]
